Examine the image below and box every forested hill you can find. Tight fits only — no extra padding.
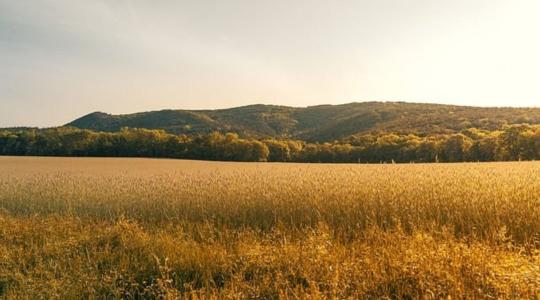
[67,102,540,142]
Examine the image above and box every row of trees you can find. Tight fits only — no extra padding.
[2,124,540,163]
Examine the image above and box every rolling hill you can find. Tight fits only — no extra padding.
[67,102,540,141]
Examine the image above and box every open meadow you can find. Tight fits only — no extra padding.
[0,157,539,299]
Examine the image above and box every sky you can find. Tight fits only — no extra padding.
[1,0,540,127]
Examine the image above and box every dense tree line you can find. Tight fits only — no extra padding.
[2,125,540,163]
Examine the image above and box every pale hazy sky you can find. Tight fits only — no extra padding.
[1,0,540,127]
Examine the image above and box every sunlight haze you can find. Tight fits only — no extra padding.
[1,0,540,127]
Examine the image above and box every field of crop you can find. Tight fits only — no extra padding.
[0,157,539,299]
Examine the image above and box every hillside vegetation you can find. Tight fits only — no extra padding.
[5,102,540,163]
[0,157,539,298]
[67,102,540,141]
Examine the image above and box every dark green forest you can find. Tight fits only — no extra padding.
[6,102,540,163]
[2,124,540,163]
[68,102,540,141]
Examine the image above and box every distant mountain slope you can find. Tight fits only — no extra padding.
[66,102,540,141]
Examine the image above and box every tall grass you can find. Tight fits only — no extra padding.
[0,157,539,298]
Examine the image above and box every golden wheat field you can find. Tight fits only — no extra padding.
[0,157,539,299]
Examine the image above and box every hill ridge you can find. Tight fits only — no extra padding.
[67,101,540,141]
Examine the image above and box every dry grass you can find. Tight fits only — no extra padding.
[0,157,539,299]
